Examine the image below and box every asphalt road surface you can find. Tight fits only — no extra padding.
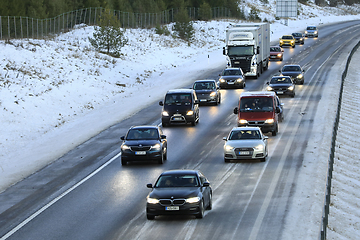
[1,20,360,240]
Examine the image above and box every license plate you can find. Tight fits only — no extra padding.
[173,117,182,121]
[135,151,146,155]
[166,206,179,211]
[173,114,181,116]
[200,99,207,102]
[270,56,276,58]
[277,91,284,94]
[239,151,250,155]
[234,61,239,64]
[228,82,234,84]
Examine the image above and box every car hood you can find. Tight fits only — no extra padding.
[124,139,159,146]
[270,52,281,55]
[195,90,215,94]
[269,83,293,88]
[281,71,301,77]
[220,76,242,80]
[239,111,274,120]
[149,187,199,199]
[226,139,264,148]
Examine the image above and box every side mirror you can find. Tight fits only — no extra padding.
[159,101,164,106]
[303,69,305,72]
[120,136,125,140]
[223,137,227,141]
[264,136,269,140]
[223,47,226,55]
[276,107,280,113]
[203,182,210,187]
[266,81,270,85]
[147,183,153,188]
[160,135,166,139]
[194,99,199,104]
[257,46,260,54]
[233,107,238,114]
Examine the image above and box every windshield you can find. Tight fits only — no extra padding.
[155,174,199,187]
[126,128,159,140]
[282,36,293,39]
[193,81,215,90]
[307,26,316,30]
[227,46,254,56]
[222,69,242,76]
[282,66,301,72]
[270,47,281,52]
[165,93,192,105]
[229,130,261,140]
[270,77,291,84]
[240,97,273,112]
[292,33,302,37]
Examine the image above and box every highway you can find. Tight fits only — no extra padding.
[1,20,360,240]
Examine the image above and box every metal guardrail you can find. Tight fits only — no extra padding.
[0,7,234,40]
[319,40,360,240]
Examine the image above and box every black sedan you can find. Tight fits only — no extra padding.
[146,170,212,220]
[292,32,305,44]
[192,79,221,105]
[266,76,295,98]
[120,125,167,165]
[218,67,245,89]
[279,64,305,84]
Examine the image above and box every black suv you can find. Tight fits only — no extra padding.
[120,125,167,165]
[279,64,305,85]
[159,89,200,126]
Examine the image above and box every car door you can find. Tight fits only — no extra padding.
[199,173,211,206]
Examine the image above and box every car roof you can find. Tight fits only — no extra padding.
[272,76,291,79]
[166,89,194,94]
[194,79,216,83]
[282,64,301,67]
[231,126,261,131]
[224,67,241,71]
[282,35,293,37]
[130,125,159,130]
[240,91,276,97]
[160,169,199,176]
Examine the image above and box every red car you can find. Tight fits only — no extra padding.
[269,46,284,61]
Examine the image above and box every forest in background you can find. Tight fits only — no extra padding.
[0,0,241,18]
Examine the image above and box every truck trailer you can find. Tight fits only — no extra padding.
[223,22,270,79]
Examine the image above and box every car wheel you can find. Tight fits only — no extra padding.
[163,148,167,160]
[300,80,304,85]
[280,57,283,61]
[196,200,205,219]
[224,158,230,163]
[147,214,155,220]
[241,83,245,89]
[162,122,168,127]
[260,157,266,162]
[218,96,221,104]
[292,45,295,48]
[206,194,212,210]
[272,124,278,136]
[158,153,164,164]
[291,93,295,98]
[121,157,127,166]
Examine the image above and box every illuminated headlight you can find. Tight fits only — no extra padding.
[219,78,225,83]
[121,144,130,150]
[266,86,273,91]
[265,119,274,124]
[210,92,217,97]
[314,31,318,34]
[291,40,295,43]
[162,111,169,116]
[186,110,194,116]
[305,31,308,34]
[239,119,248,124]
[225,145,235,151]
[297,74,303,79]
[300,38,303,41]
[151,143,161,150]
[288,86,294,91]
[147,197,159,204]
[277,53,282,57]
[186,196,200,203]
[254,144,264,151]
[236,78,243,82]
[280,40,283,43]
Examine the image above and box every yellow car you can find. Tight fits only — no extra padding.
[279,35,296,48]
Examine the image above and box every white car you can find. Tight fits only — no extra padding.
[223,127,268,162]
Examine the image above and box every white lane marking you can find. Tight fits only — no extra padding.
[0,152,122,240]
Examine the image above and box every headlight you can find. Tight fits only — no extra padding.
[288,86,294,91]
[236,78,243,82]
[277,53,282,57]
[300,38,303,41]
[254,144,264,151]
[210,92,217,97]
[225,145,235,151]
[121,144,130,150]
[151,143,161,150]
[239,119,248,124]
[186,197,200,203]
[162,111,169,116]
[265,119,274,124]
[314,31,318,34]
[147,197,159,204]
[291,40,295,43]
[266,86,273,91]
[280,40,283,43]
[305,31,308,34]
[297,74,303,79]
[219,78,225,82]
[186,110,194,116]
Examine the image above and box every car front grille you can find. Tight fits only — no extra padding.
[234,148,254,157]
[159,199,186,206]
[130,146,151,151]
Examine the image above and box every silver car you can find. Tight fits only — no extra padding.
[223,127,268,162]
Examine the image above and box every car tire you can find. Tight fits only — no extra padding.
[196,200,205,219]
[163,148,167,160]
[158,154,164,164]
[224,158,230,163]
[300,81,304,85]
[260,157,266,162]
[280,57,283,61]
[292,45,295,48]
[218,97,221,104]
[272,124,278,136]
[162,122,168,127]
[206,194,212,210]
[121,158,127,166]
[291,93,295,98]
[147,214,155,220]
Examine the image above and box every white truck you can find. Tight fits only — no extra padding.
[223,22,270,78]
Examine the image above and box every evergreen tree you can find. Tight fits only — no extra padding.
[113,0,133,12]
[89,9,128,56]
[172,7,194,42]
[199,2,212,21]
